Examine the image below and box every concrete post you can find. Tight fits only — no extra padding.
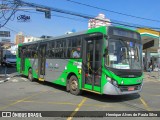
[4,66,7,77]
[158,32,160,79]
[145,49,150,71]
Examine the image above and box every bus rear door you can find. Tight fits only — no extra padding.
[38,43,47,81]
[20,47,25,73]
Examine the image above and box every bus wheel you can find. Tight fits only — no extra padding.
[28,69,34,82]
[69,75,81,95]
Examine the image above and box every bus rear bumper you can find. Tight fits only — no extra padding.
[103,82,143,95]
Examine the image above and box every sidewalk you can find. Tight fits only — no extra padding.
[0,66,10,83]
[0,75,10,83]
[143,71,160,80]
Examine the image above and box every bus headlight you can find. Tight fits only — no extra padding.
[106,76,118,87]
[112,80,118,87]
[106,77,112,82]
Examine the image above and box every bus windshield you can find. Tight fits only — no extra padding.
[106,39,142,70]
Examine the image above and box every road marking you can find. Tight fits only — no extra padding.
[67,97,87,120]
[22,100,77,106]
[0,90,47,110]
[12,79,18,82]
[140,97,151,111]
[23,101,113,108]
[7,100,119,109]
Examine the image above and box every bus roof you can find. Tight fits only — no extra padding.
[19,26,139,46]
[20,30,87,46]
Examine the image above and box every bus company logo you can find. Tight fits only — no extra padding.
[128,75,135,78]
[17,15,31,22]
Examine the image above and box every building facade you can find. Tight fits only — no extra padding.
[15,32,25,45]
[24,36,42,43]
[88,13,111,29]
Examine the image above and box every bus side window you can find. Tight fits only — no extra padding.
[32,44,38,58]
[72,37,81,58]
[46,41,54,58]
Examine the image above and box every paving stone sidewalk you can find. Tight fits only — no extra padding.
[143,71,160,80]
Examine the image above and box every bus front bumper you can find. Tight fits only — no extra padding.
[103,82,143,95]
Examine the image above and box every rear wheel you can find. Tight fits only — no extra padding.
[69,75,82,95]
[28,69,34,82]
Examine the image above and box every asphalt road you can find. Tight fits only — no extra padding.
[0,66,159,120]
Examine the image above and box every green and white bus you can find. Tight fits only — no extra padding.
[17,26,143,95]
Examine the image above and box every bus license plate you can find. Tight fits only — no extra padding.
[128,87,135,91]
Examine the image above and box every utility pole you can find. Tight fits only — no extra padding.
[158,32,160,80]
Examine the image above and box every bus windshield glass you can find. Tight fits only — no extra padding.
[107,39,142,70]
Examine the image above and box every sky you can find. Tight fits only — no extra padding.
[1,0,160,42]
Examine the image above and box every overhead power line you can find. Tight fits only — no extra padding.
[0,0,19,28]
[65,0,160,23]
[2,5,156,30]
[20,9,160,31]
[21,10,87,22]
[4,26,18,33]
[16,0,160,30]
[1,0,160,31]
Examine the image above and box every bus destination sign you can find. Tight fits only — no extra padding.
[113,29,140,40]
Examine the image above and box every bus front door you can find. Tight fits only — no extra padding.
[38,44,47,80]
[82,39,102,93]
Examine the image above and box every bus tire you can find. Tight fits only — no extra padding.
[28,69,34,82]
[69,75,81,95]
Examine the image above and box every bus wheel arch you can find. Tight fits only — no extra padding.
[67,73,82,95]
[28,68,34,82]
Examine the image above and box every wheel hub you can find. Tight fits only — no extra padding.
[71,80,78,91]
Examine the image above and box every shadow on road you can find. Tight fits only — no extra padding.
[34,80,140,103]
[82,91,140,103]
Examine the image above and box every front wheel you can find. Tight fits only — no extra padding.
[69,75,82,95]
[28,69,34,82]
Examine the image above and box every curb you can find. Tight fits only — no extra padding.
[0,77,10,84]
[0,74,21,84]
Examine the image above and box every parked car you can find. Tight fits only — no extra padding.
[1,54,16,67]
